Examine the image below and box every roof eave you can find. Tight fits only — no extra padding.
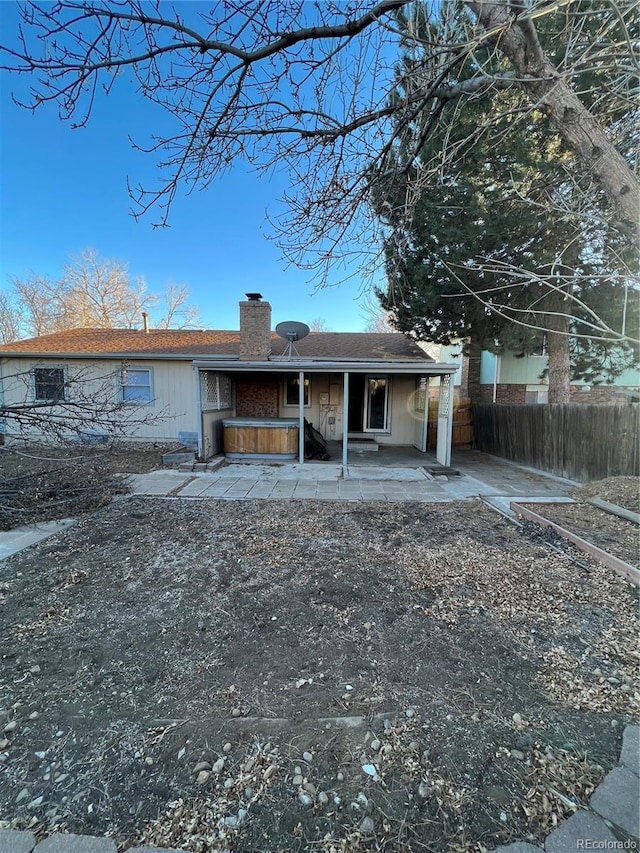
[0,351,241,360]
[192,359,457,374]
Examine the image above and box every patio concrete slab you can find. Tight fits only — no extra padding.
[0,518,76,562]
[620,724,639,776]
[128,470,194,496]
[544,810,618,852]
[0,829,36,853]
[0,448,582,559]
[345,466,429,480]
[35,834,116,852]
[225,462,344,480]
[484,495,576,519]
[590,766,640,838]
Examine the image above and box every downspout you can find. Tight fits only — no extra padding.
[194,366,203,460]
[492,354,501,403]
[342,371,349,472]
[298,370,305,464]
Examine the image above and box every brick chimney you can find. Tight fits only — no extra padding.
[239,293,272,360]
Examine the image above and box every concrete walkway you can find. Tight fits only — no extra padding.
[126,450,578,505]
[0,451,579,561]
[2,725,637,853]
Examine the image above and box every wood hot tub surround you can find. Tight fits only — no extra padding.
[223,417,299,459]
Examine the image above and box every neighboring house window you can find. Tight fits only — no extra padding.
[201,372,232,410]
[121,368,153,403]
[525,389,549,404]
[34,367,66,402]
[529,335,548,357]
[285,376,310,406]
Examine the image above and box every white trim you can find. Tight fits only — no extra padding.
[120,365,154,405]
[195,366,203,459]
[342,372,349,468]
[420,377,429,453]
[298,370,305,465]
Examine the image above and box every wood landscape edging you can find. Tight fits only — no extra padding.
[510,502,640,587]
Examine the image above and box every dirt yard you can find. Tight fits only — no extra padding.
[0,496,638,852]
[0,444,161,530]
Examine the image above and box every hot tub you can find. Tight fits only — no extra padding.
[223,417,299,460]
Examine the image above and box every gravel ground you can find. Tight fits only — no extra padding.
[572,476,640,515]
[0,497,638,852]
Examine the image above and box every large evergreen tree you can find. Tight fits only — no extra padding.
[373,4,638,402]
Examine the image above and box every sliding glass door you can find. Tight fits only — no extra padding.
[364,377,389,431]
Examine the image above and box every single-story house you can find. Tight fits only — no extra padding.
[0,295,459,466]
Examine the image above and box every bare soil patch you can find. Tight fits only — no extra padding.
[0,444,162,530]
[0,497,637,852]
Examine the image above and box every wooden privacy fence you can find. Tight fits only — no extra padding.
[472,403,639,482]
[427,397,473,450]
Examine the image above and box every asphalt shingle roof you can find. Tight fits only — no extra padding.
[0,328,432,362]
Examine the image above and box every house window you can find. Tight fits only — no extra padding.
[201,372,232,410]
[121,368,153,404]
[365,377,389,431]
[285,376,310,406]
[34,367,66,402]
[529,335,548,357]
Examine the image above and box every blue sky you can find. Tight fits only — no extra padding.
[0,2,382,333]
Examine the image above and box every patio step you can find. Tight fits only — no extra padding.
[347,439,379,452]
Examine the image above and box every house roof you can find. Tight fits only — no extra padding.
[0,327,433,363]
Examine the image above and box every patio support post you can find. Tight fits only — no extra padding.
[436,373,455,467]
[298,370,305,464]
[342,371,349,470]
[194,366,204,460]
[420,377,429,453]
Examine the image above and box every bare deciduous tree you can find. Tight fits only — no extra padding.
[4,250,201,340]
[11,274,62,336]
[0,362,167,442]
[359,291,395,333]
[1,0,636,288]
[156,283,201,329]
[61,248,154,329]
[0,290,24,344]
[309,317,332,332]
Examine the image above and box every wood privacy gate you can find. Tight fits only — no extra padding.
[427,397,473,450]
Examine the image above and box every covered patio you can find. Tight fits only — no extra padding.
[193,360,459,469]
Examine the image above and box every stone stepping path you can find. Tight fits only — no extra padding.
[495,723,639,851]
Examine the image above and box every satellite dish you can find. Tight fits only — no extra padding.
[275,321,310,359]
[276,321,310,342]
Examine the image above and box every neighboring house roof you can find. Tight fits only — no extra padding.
[0,328,433,362]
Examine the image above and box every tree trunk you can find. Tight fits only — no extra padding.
[468,1,640,236]
[546,312,571,404]
[466,338,483,405]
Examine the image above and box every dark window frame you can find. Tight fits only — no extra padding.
[33,366,67,402]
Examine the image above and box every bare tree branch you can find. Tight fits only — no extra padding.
[1,0,636,288]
